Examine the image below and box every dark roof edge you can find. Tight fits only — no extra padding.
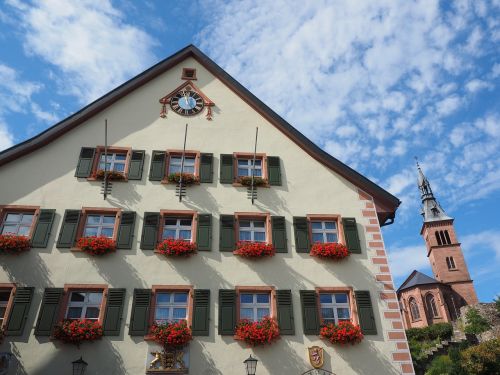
[0,44,400,214]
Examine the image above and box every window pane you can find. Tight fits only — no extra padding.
[5,213,20,222]
[102,216,116,224]
[163,229,176,239]
[169,165,182,173]
[173,308,187,320]
[252,160,262,167]
[88,292,103,304]
[1,225,18,234]
[114,164,125,172]
[240,308,253,320]
[257,308,269,321]
[184,157,195,165]
[0,292,10,302]
[319,294,333,304]
[183,165,195,174]
[240,294,253,304]
[156,293,170,304]
[239,231,251,241]
[253,169,262,177]
[179,230,191,240]
[324,221,336,229]
[237,160,249,166]
[326,233,338,243]
[115,154,126,161]
[237,168,249,176]
[67,307,82,319]
[239,221,250,228]
[17,226,30,236]
[337,308,350,320]
[0,307,6,318]
[254,232,266,242]
[164,218,177,226]
[100,228,114,238]
[155,308,169,321]
[173,293,188,303]
[70,292,85,302]
[86,215,101,224]
[85,307,100,319]
[256,294,270,303]
[321,308,334,319]
[179,219,192,226]
[311,222,322,230]
[334,294,348,304]
[253,221,265,228]
[312,233,324,243]
[84,227,98,237]
[171,157,182,164]
[21,214,34,224]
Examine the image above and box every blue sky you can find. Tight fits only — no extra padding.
[0,1,499,301]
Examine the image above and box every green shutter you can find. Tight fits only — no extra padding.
[199,153,213,183]
[140,212,160,250]
[129,289,151,336]
[276,290,294,335]
[128,150,145,180]
[293,217,310,253]
[56,209,81,248]
[149,150,166,181]
[272,216,287,253]
[6,287,34,336]
[219,215,235,252]
[267,156,282,186]
[219,154,234,184]
[35,288,64,336]
[197,214,212,251]
[355,290,377,335]
[343,218,361,254]
[116,211,136,249]
[31,209,55,248]
[218,289,236,335]
[75,147,96,178]
[300,290,319,335]
[103,288,126,336]
[192,289,210,336]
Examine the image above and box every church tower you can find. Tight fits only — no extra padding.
[417,162,478,307]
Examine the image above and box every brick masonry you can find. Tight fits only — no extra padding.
[358,189,415,374]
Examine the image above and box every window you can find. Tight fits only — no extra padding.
[319,293,351,324]
[240,293,271,322]
[237,159,262,177]
[0,290,12,326]
[409,298,420,321]
[162,217,192,241]
[168,155,196,174]
[426,294,439,318]
[239,219,266,242]
[444,230,451,244]
[98,152,127,172]
[311,221,338,243]
[154,292,189,324]
[1,212,34,236]
[436,230,451,246]
[83,214,116,238]
[66,291,103,320]
[182,68,197,80]
[446,256,456,270]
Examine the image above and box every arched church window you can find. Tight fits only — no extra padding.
[439,231,447,245]
[409,298,420,321]
[448,256,456,269]
[425,294,439,317]
[435,231,442,246]
[444,230,451,245]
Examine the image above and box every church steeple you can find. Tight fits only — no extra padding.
[416,160,452,223]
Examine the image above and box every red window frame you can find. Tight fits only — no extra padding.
[233,152,269,187]
[0,283,16,329]
[88,146,132,181]
[163,150,201,184]
[235,286,277,322]
[307,214,346,245]
[234,212,272,244]
[155,210,198,252]
[58,284,109,324]
[315,287,359,326]
[0,205,40,240]
[73,207,121,250]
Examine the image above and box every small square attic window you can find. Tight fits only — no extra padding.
[182,68,197,80]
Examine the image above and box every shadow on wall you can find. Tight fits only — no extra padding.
[253,338,309,375]
[1,252,53,288]
[190,340,223,375]
[336,340,400,375]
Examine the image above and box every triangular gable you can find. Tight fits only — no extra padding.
[0,45,400,223]
[397,270,441,293]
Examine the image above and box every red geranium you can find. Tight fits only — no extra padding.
[320,321,364,345]
[235,317,280,346]
[310,242,349,260]
[0,234,31,254]
[54,319,103,345]
[150,320,192,348]
[167,173,199,185]
[233,241,275,258]
[95,169,125,180]
[238,176,268,187]
[76,236,116,256]
[156,238,197,256]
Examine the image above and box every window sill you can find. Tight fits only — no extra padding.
[232,182,270,188]
[86,176,129,182]
[160,179,200,185]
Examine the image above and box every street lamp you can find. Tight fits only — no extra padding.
[243,354,258,375]
[72,357,88,375]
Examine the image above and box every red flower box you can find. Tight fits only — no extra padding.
[238,176,268,187]
[95,169,126,180]
[0,234,31,254]
[167,173,199,185]
[235,316,280,346]
[320,321,364,345]
[156,238,197,257]
[233,241,275,258]
[76,236,116,256]
[310,242,349,260]
[54,319,103,345]
[150,320,193,348]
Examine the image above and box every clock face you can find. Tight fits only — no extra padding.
[170,90,204,116]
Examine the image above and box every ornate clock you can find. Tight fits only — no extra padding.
[170,89,204,116]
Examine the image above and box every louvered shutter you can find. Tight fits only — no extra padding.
[140,212,160,250]
[218,289,236,335]
[103,289,126,336]
[196,214,212,251]
[272,216,287,253]
[293,217,310,253]
[300,290,320,335]
[31,209,56,248]
[149,150,166,181]
[35,288,64,336]
[199,153,213,183]
[127,150,145,180]
[219,215,235,252]
[75,147,96,178]
[129,289,151,336]
[276,290,294,335]
[219,154,234,184]
[343,218,361,254]
[192,289,210,336]
[355,290,377,335]
[6,287,34,336]
[116,211,136,249]
[56,209,81,248]
[267,156,282,186]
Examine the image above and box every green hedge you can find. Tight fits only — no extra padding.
[406,322,453,341]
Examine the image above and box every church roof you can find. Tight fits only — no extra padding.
[397,270,441,293]
[417,162,453,223]
[0,45,400,224]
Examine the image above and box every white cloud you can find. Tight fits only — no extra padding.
[461,230,500,260]
[0,121,14,151]
[387,244,429,279]
[465,79,492,93]
[436,96,461,117]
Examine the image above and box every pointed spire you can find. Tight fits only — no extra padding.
[414,158,452,223]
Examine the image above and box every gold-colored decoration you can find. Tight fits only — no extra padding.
[308,346,324,369]
[147,348,187,374]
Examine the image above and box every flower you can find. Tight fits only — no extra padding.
[0,234,31,254]
[320,321,364,345]
[310,242,349,260]
[167,173,199,185]
[54,319,103,345]
[233,241,275,258]
[76,236,116,256]
[237,176,268,187]
[156,238,197,256]
[150,320,192,348]
[95,169,125,180]
[235,317,280,346]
